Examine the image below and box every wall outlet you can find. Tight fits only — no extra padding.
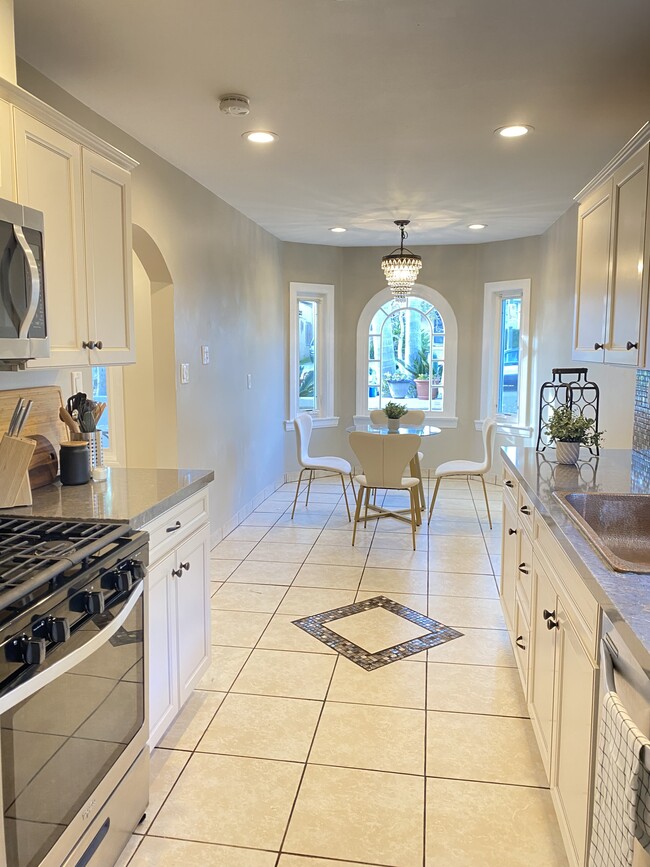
[247,373,252,389]
[201,345,210,365]
[71,370,83,395]
[180,363,190,384]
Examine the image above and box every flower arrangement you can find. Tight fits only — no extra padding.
[384,401,408,419]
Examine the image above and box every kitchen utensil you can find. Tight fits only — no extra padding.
[59,406,80,434]
[7,398,23,437]
[81,409,96,433]
[15,400,33,437]
[28,434,58,490]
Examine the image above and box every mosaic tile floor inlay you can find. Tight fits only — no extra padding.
[292,595,463,670]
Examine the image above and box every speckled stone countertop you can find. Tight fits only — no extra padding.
[0,468,214,528]
[502,447,650,673]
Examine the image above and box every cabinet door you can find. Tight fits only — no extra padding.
[174,523,211,706]
[147,551,179,748]
[552,603,597,867]
[573,185,611,363]
[82,149,135,365]
[605,146,649,367]
[500,496,518,630]
[0,99,14,201]
[13,110,88,367]
[528,556,557,777]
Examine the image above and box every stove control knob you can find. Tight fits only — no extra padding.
[127,560,146,581]
[84,590,106,615]
[46,617,71,644]
[21,637,47,666]
[112,570,133,593]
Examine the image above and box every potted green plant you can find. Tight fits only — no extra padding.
[383,400,408,430]
[383,369,414,399]
[405,349,430,400]
[544,406,604,464]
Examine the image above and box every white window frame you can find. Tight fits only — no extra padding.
[479,278,531,435]
[354,285,458,427]
[285,282,338,430]
[92,365,127,466]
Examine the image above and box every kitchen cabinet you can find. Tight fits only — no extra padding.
[573,130,650,367]
[500,495,518,630]
[528,554,558,777]
[145,489,211,748]
[0,98,13,201]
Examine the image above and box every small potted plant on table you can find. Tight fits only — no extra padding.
[383,401,408,431]
[544,405,604,465]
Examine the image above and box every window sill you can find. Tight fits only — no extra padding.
[475,419,533,438]
[284,416,339,431]
[355,415,458,429]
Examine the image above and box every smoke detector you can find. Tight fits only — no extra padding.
[218,94,251,116]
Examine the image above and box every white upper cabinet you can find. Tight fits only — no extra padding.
[573,125,650,367]
[0,98,14,201]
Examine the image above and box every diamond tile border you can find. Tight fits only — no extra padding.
[292,595,463,671]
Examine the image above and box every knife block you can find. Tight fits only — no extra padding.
[0,434,36,508]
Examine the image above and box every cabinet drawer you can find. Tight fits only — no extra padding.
[517,528,534,620]
[147,490,209,563]
[513,594,530,697]
[517,486,535,535]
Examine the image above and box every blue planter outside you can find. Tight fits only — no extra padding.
[388,380,414,399]
[369,386,379,398]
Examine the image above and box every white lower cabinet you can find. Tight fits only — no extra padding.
[528,555,557,777]
[144,491,211,748]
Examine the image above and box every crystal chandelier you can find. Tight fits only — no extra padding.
[381,219,422,299]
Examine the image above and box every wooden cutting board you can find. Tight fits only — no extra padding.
[28,434,58,490]
[0,387,66,487]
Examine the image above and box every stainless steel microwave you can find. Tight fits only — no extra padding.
[0,196,49,369]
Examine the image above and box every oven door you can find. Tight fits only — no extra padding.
[0,579,145,867]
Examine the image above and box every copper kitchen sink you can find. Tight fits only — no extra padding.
[553,492,650,573]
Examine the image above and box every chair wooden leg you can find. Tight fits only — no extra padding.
[291,468,305,519]
[409,488,417,550]
[480,474,493,529]
[305,469,314,507]
[340,472,351,521]
[363,487,371,528]
[428,477,441,523]
[352,483,364,546]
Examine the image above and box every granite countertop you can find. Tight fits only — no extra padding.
[0,467,214,528]
[502,447,650,673]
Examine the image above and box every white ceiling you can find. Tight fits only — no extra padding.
[13,0,650,247]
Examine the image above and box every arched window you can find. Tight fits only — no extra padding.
[355,285,458,424]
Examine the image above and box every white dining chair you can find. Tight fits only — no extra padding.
[369,409,426,509]
[291,413,354,520]
[349,431,422,549]
[428,417,497,528]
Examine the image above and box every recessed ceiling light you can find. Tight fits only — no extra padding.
[468,223,486,230]
[330,227,346,233]
[495,124,533,138]
[243,131,277,143]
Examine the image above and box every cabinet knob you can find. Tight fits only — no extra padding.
[515,635,526,651]
[171,566,183,578]
[626,341,639,351]
[542,608,555,621]
[180,561,190,572]
[520,505,531,516]
[82,340,95,350]
[504,480,514,488]
[594,342,604,351]
[547,617,560,630]
[518,563,529,575]
[508,528,517,536]
[95,341,103,350]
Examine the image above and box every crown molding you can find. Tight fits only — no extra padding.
[574,121,650,203]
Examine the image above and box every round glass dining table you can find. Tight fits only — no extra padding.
[346,423,442,437]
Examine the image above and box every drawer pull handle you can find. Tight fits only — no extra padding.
[508,528,517,536]
[594,342,604,351]
[542,608,556,621]
[166,521,181,533]
[518,563,529,575]
[520,506,531,516]
[626,341,639,351]
[515,635,526,650]
[547,617,560,630]
[504,480,514,488]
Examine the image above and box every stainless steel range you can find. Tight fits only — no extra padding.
[0,516,148,867]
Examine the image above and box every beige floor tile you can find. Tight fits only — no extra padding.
[150,753,302,850]
[240,513,280,527]
[365,548,428,570]
[263,527,322,544]
[430,535,487,554]
[210,581,223,596]
[277,586,356,616]
[211,540,258,560]
[210,559,240,581]
[276,513,329,528]
[232,649,336,699]
[355,590,428,617]
[257,614,336,654]
[310,701,425,774]
[198,692,322,761]
[279,857,378,867]
[317,528,372,547]
[114,834,142,866]
[426,626,515,667]
[427,595,506,629]
[426,710,547,786]
[359,567,428,594]
[293,563,363,590]
[428,570,498,599]
[253,500,290,513]
[328,657,426,709]
[136,748,190,833]
[130,838,276,867]
[370,532,427,551]
[158,691,226,750]
[227,560,300,585]
[211,609,272,647]
[284,764,424,866]
[324,515,359,530]
[211,583,287,613]
[428,550,494,574]
[223,526,269,542]
[247,542,314,563]
[427,662,528,717]
[197,646,251,692]
[425,777,568,866]
[328,607,431,653]
[306,544,369,567]
[428,520,482,536]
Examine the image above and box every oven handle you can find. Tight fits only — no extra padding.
[13,224,41,340]
[0,579,143,715]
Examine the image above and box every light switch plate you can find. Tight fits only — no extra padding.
[201,345,210,365]
[71,371,83,395]
[180,363,190,384]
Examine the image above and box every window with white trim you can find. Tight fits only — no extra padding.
[91,366,126,466]
[480,279,531,430]
[356,285,458,424]
[288,282,336,428]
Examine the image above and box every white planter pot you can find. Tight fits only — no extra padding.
[387,417,401,431]
[556,441,580,465]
